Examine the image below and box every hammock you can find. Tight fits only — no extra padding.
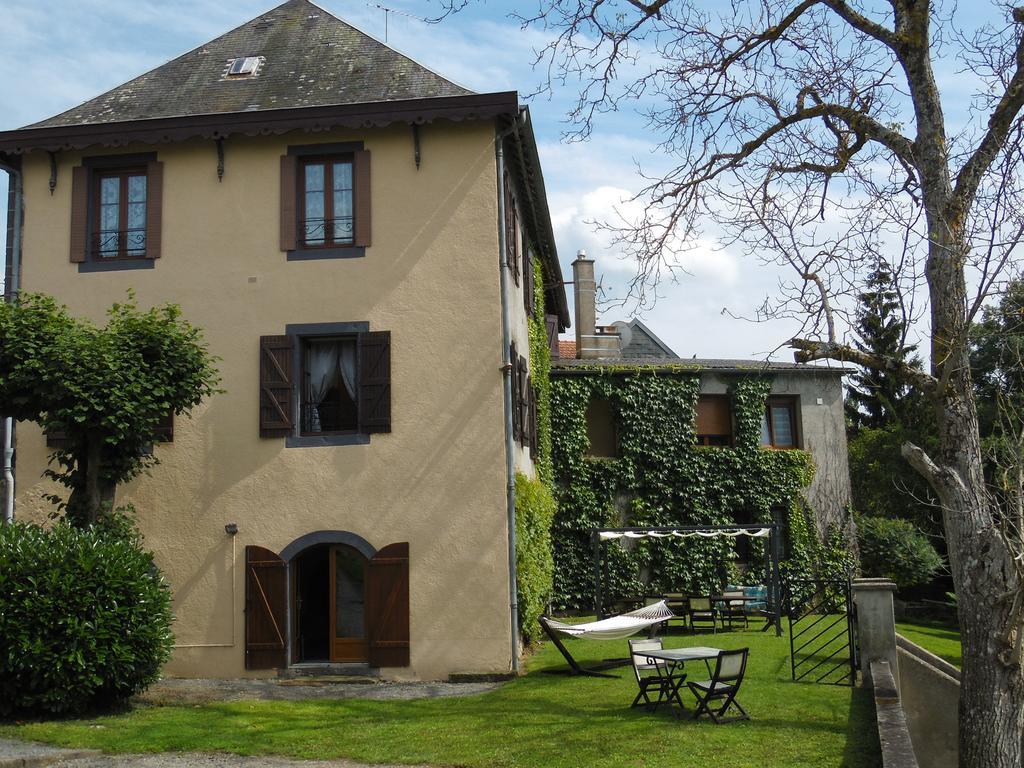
[542,600,675,641]
[539,601,675,677]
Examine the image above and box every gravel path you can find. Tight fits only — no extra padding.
[136,677,501,705]
[46,754,433,768]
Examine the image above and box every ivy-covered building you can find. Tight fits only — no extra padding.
[548,255,852,609]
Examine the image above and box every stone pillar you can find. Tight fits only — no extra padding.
[572,252,596,359]
[853,578,899,691]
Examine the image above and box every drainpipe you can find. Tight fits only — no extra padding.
[0,157,22,525]
[496,122,520,674]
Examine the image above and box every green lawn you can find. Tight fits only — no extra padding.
[0,628,880,768]
[896,619,962,667]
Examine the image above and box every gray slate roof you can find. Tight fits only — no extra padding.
[26,0,473,129]
[553,357,851,374]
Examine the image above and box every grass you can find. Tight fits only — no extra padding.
[0,627,880,768]
[896,619,962,668]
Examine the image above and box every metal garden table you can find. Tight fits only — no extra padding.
[640,646,724,718]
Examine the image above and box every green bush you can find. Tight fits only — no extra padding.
[0,515,174,715]
[856,515,943,589]
[515,473,557,644]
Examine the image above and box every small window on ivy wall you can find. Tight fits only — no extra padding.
[760,396,799,448]
[585,397,617,457]
[695,395,732,446]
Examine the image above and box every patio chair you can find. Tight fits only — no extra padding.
[687,596,718,634]
[719,590,749,630]
[663,593,688,634]
[628,637,676,710]
[687,647,750,723]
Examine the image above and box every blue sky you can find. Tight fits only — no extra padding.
[0,0,858,358]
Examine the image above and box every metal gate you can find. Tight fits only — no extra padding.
[784,579,857,685]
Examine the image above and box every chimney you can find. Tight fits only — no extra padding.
[572,250,620,359]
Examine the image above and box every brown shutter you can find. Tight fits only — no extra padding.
[545,315,559,357]
[528,377,538,458]
[45,428,70,450]
[518,355,530,448]
[353,150,372,247]
[245,545,287,670]
[523,252,534,316]
[366,542,410,667]
[69,166,89,263]
[359,330,391,433]
[280,155,297,251]
[259,335,294,438]
[145,160,163,259]
[509,342,520,443]
[153,410,174,443]
[696,395,732,438]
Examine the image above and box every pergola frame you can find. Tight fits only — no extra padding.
[590,522,784,637]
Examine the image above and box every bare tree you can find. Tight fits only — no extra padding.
[437,0,1024,764]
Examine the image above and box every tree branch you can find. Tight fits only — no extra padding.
[789,337,938,395]
[953,8,1024,212]
[902,440,966,498]
[820,0,899,50]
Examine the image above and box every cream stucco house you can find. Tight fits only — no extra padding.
[0,0,569,681]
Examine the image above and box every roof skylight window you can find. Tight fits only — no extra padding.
[226,56,263,77]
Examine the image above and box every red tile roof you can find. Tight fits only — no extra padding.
[558,340,577,359]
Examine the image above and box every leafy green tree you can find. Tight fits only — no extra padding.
[971,278,1024,438]
[857,515,944,590]
[845,260,923,432]
[0,293,220,526]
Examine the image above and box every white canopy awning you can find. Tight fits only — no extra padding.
[598,527,771,541]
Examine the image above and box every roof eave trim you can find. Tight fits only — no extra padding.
[550,362,854,375]
[0,92,518,155]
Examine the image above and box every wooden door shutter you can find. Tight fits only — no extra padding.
[523,251,534,316]
[279,155,298,251]
[359,330,391,433]
[366,542,410,667]
[353,150,372,247]
[259,335,294,438]
[245,545,288,670]
[69,166,89,263]
[145,160,163,259]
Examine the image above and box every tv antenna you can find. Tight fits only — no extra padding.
[365,3,429,42]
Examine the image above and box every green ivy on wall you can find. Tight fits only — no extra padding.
[514,255,557,643]
[549,370,832,610]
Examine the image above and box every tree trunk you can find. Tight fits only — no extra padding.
[81,432,103,526]
[923,227,1024,768]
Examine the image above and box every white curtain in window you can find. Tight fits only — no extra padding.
[338,340,357,400]
[307,342,340,431]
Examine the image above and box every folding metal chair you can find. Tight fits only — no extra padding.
[687,596,718,634]
[720,590,749,630]
[687,647,750,723]
[628,637,677,711]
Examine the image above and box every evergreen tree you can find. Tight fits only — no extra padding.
[845,260,923,431]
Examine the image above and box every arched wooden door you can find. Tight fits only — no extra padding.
[329,544,368,662]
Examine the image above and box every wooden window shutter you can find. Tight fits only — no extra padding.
[528,377,538,458]
[366,542,410,667]
[145,160,163,259]
[69,166,89,263]
[279,155,298,251]
[523,250,534,316]
[244,546,288,670]
[545,315,559,357]
[359,330,391,433]
[259,335,294,438]
[696,395,732,438]
[504,179,519,286]
[509,342,520,443]
[45,427,70,450]
[353,150,372,247]
[153,410,174,443]
[518,356,530,448]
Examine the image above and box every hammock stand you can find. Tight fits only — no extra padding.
[591,522,784,637]
[540,600,675,678]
